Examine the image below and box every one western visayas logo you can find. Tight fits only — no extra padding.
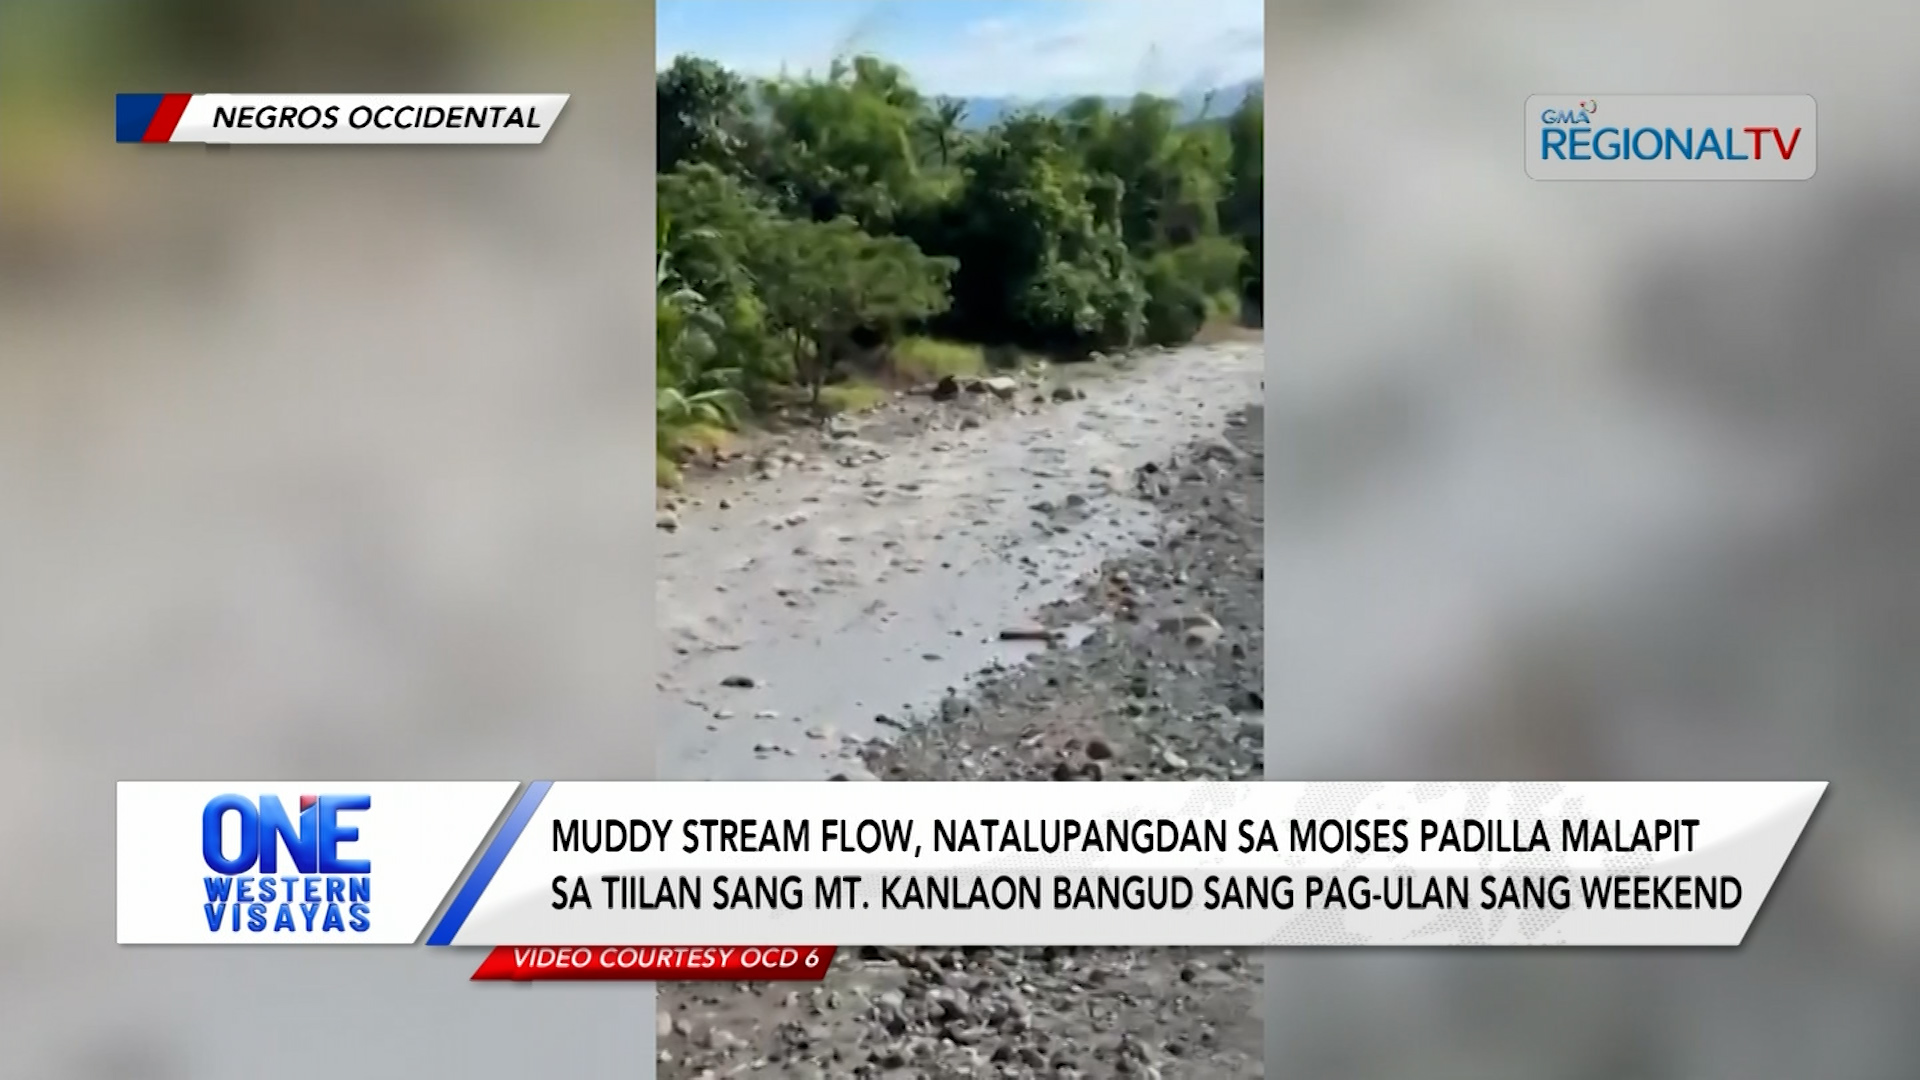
[201,794,373,934]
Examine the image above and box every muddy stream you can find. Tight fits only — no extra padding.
[657,342,1263,780]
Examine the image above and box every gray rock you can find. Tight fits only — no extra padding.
[984,376,1020,400]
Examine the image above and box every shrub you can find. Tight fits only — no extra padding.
[1140,253,1208,346]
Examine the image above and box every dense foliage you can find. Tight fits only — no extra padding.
[656,54,1264,481]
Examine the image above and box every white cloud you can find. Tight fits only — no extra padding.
[911,0,1264,98]
[660,0,1264,99]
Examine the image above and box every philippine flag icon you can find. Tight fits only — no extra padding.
[115,93,193,143]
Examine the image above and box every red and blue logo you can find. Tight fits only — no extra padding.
[116,93,193,143]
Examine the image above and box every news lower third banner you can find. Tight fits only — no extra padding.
[116,781,1824,952]
[114,94,567,145]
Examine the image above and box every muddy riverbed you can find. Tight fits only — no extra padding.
[656,346,1266,1077]
[655,341,1263,782]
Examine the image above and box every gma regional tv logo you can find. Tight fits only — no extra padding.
[1526,94,1816,181]
[201,794,373,934]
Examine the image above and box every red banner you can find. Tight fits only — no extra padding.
[469,945,836,982]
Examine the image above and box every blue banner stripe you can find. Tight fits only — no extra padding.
[426,780,551,946]
[115,94,164,143]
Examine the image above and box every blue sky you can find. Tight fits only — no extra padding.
[656,0,1264,99]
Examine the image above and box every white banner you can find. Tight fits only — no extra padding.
[457,781,1819,947]
[116,781,1824,947]
[1525,95,1816,180]
[165,95,567,144]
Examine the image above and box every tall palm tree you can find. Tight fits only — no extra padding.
[920,96,968,166]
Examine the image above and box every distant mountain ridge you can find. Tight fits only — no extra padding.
[956,77,1262,128]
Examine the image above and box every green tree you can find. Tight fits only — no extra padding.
[758,56,927,231]
[656,211,748,482]
[656,165,797,399]
[651,52,1262,485]
[923,113,1144,352]
[657,55,756,175]
[751,216,955,406]
[1220,89,1264,309]
[920,96,968,166]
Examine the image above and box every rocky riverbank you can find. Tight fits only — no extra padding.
[658,404,1267,1078]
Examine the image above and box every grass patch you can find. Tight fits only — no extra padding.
[891,336,985,383]
[1193,320,1264,345]
[656,423,733,489]
[817,380,890,415]
[666,421,733,456]
[656,451,682,489]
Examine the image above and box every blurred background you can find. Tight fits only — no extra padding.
[1264,1,1920,1077]
[0,1,655,1076]
[11,0,1920,1075]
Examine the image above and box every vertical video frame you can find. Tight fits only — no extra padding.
[654,0,1266,1074]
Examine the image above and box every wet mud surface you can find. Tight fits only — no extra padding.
[656,346,1266,1077]
[656,342,1263,782]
